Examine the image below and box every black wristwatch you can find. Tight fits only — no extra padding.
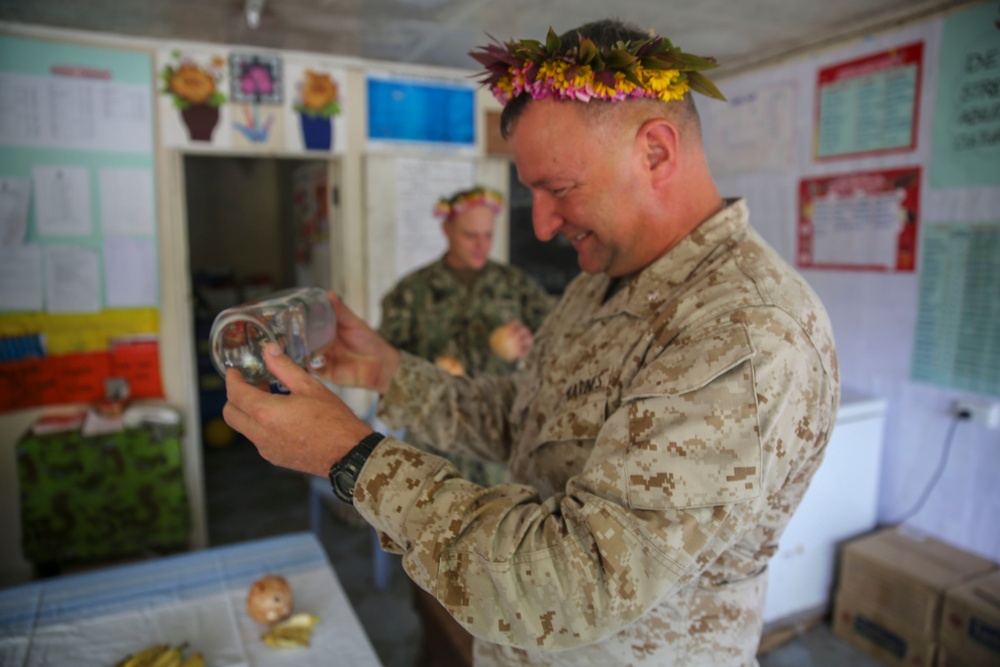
[329,432,385,504]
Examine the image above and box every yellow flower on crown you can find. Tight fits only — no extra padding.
[434,186,504,220]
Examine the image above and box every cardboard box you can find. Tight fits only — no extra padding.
[837,527,997,636]
[939,569,1000,667]
[833,591,936,667]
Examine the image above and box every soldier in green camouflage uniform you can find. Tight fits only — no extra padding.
[223,19,840,667]
[378,260,552,379]
[378,185,553,487]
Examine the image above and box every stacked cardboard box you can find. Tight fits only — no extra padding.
[937,569,1000,667]
[832,527,997,667]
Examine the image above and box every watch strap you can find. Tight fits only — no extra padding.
[329,432,385,504]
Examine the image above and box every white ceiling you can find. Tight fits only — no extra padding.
[0,0,980,77]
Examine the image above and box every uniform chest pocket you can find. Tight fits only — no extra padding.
[622,324,762,511]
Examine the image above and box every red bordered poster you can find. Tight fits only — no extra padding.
[815,42,924,160]
[797,167,921,272]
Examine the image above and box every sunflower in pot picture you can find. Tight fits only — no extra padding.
[161,51,228,142]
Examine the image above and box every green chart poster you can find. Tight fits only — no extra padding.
[930,2,1000,188]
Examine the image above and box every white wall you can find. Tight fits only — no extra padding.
[702,7,1000,561]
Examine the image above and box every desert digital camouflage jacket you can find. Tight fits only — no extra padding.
[359,199,840,666]
[378,258,554,377]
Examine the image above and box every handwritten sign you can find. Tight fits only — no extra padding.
[931,3,1000,187]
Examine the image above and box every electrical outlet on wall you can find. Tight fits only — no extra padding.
[953,398,1000,429]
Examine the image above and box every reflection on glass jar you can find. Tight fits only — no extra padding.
[209,287,336,383]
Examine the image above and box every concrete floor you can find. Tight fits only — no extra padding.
[204,436,884,667]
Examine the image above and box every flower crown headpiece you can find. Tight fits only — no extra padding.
[434,186,504,220]
[470,27,726,105]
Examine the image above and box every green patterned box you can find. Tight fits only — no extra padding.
[17,424,191,564]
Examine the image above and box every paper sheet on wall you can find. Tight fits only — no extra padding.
[44,245,101,313]
[911,222,1000,397]
[0,72,152,153]
[394,157,475,277]
[797,167,920,272]
[930,2,1000,188]
[0,177,30,246]
[99,167,155,235]
[33,165,92,236]
[815,42,922,159]
[704,82,797,176]
[0,244,43,312]
[103,235,157,307]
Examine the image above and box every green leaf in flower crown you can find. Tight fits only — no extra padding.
[578,38,598,65]
[687,71,727,101]
[546,28,561,55]
[604,49,637,69]
[675,52,720,71]
[639,56,675,71]
[635,37,666,57]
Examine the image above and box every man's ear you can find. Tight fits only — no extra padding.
[636,119,680,187]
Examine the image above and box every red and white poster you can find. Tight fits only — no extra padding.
[815,42,923,160]
[797,167,921,272]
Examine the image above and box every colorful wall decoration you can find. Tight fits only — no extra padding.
[0,34,163,411]
[156,48,347,154]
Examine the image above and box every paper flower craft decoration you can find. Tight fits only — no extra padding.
[295,70,342,150]
[161,52,227,109]
[295,70,342,119]
[160,51,227,142]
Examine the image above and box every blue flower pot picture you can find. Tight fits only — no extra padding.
[300,113,333,150]
[295,70,341,152]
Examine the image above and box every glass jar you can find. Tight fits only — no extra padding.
[209,287,336,382]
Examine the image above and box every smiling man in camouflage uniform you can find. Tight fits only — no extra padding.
[224,18,840,667]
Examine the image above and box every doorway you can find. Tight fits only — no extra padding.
[182,154,328,545]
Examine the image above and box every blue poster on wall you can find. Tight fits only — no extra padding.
[367,73,475,146]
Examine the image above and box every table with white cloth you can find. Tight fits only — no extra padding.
[0,532,383,666]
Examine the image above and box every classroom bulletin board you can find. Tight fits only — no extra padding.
[0,34,163,411]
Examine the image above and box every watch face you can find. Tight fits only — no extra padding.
[331,469,355,502]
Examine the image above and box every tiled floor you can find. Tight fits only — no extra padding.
[204,436,884,667]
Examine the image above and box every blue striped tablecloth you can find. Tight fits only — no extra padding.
[0,532,382,666]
